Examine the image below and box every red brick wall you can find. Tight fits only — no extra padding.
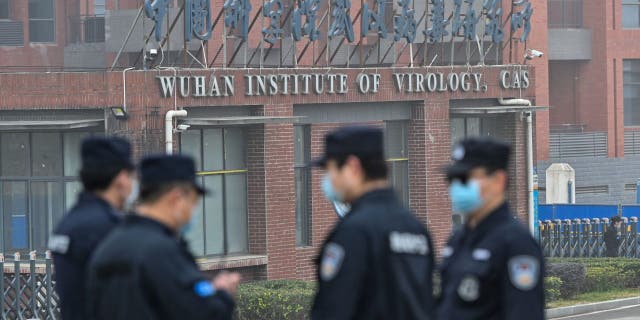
[0,0,69,71]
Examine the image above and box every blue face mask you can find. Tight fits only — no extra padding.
[322,174,344,203]
[180,207,199,236]
[449,180,484,215]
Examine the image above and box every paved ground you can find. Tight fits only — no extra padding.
[552,305,640,320]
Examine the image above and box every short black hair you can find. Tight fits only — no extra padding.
[138,181,195,204]
[332,153,388,181]
[610,216,622,224]
[80,166,131,192]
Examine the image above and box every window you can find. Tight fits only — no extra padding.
[294,125,311,246]
[29,0,55,42]
[450,116,505,145]
[0,131,96,253]
[0,0,9,19]
[384,121,409,207]
[623,0,640,28]
[95,0,106,16]
[624,60,640,126]
[180,128,249,256]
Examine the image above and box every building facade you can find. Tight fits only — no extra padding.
[0,0,542,280]
[541,0,640,205]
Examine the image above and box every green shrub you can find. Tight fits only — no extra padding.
[544,276,563,303]
[547,258,640,292]
[234,280,315,320]
[546,262,586,298]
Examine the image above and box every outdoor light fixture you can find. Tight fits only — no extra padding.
[110,106,129,120]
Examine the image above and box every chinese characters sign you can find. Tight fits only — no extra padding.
[144,0,534,50]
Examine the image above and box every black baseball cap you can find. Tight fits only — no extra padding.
[140,154,208,195]
[446,137,511,180]
[310,126,384,167]
[81,136,134,173]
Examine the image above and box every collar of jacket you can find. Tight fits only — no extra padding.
[349,187,398,214]
[464,202,511,245]
[124,214,177,237]
[77,191,123,222]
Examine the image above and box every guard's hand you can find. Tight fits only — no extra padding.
[213,271,241,295]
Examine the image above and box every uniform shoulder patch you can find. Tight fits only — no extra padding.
[320,243,345,282]
[508,255,540,291]
[194,280,216,297]
[48,235,71,254]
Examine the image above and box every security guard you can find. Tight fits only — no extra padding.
[311,126,435,320]
[87,154,240,320]
[437,137,544,320]
[49,137,135,320]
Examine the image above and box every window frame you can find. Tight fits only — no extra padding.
[28,0,56,43]
[180,127,250,257]
[384,121,410,207]
[0,0,10,20]
[622,0,640,29]
[294,125,312,247]
[624,59,640,127]
[0,130,98,253]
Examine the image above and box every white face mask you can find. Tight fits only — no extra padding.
[124,179,139,212]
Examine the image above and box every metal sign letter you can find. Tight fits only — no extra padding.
[394,0,417,43]
[185,0,212,41]
[262,0,284,44]
[224,0,253,40]
[293,0,321,41]
[361,0,387,38]
[144,0,170,42]
[328,0,355,43]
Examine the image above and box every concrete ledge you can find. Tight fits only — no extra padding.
[546,296,640,319]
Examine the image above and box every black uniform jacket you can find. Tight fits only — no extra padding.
[87,214,235,320]
[50,192,122,320]
[604,227,620,257]
[437,203,545,320]
[312,188,436,320]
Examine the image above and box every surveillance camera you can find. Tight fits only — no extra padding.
[149,48,158,57]
[175,124,190,132]
[529,49,543,58]
[145,48,158,61]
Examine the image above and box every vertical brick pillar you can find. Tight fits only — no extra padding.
[504,113,529,224]
[409,99,452,254]
[262,103,297,279]
[247,124,267,255]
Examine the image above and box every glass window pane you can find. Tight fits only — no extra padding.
[0,0,9,19]
[225,174,247,254]
[64,132,88,176]
[623,4,640,28]
[28,0,53,19]
[390,161,409,207]
[65,181,83,211]
[31,181,63,252]
[624,60,640,126]
[1,133,29,176]
[385,122,407,158]
[295,168,310,246]
[185,184,205,256]
[32,132,62,176]
[2,181,29,252]
[203,129,224,171]
[466,117,481,136]
[294,126,305,165]
[451,118,465,146]
[224,128,246,169]
[204,175,224,255]
[95,0,106,15]
[29,20,55,42]
[181,130,203,171]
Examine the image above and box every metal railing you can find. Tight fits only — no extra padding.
[539,217,640,258]
[548,0,583,28]
[68,15,105,44]
[1,251,60,320]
